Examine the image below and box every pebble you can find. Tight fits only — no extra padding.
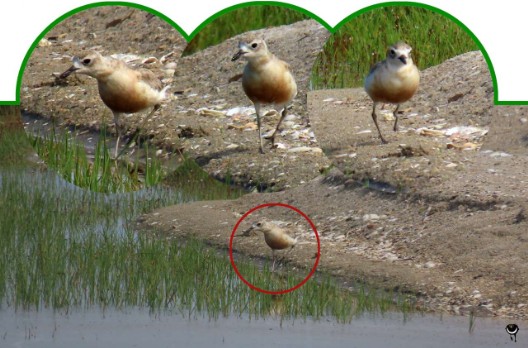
[197,108,225,117]
[445,126,488,137]
[164,62,177,70]
[287,146,322,154]
[356,130,372,134]
[226,143,239,150]
[142,57,158,64]
[362,214,380,222]
[424,261,436,268]
[489,151,512,158]
[39,38,52,47]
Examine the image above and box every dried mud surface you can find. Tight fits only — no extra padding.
[20,7,528,320]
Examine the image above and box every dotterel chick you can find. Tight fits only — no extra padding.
[60,51,170,157]
[247,220,297,271]
[232,39,297,154]
[364,41,420,144]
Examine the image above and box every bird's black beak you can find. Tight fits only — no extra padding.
[59,65,79,79]
[398,56,407,65]
[60,56,82,79]
[231,51,243,61]
[231,41,250,61]
[241,225,254,236]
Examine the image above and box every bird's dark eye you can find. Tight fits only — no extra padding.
[390,49,395,55]
[256,222,262,227]
[251,43,258,48]
[82,58,91,65]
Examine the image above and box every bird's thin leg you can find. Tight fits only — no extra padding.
[371,102,388,144]
[271,249,276,272]
[254,103,264,154]
[113,112,122,158]
[278,245,296,265]
[267,104,287,146]
[138,104,160,131]
[126,104,161,151]
[393,104,400,131]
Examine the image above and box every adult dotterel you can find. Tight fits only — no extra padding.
[60,51,170,157]
[232,39,297,154]
[364,41,420,144]
[245,220,297,271]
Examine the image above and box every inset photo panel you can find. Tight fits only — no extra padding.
[308,4,501,192]
[174,4,330,192]
[20,4,186,193]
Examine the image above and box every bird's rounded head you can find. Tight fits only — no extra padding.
[231,39,269,62]
[60,51,106,79]
[387,41,414,66]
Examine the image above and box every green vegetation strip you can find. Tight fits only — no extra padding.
[0,169,414,322]
[311,6,478,89]
[0,107,32,167]
[29,128,165,193]
[183,5,309,56]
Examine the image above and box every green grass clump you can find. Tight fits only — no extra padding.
[163,156,243,201]
[29,128,165,193]
[311,6,479,89]
[183,5,309,55]
[0,106,33,168]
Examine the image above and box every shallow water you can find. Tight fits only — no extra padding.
[22,111,181,176]
[0,308,521,347]
[22,112,104,157]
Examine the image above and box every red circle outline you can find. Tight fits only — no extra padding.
[229,202,321,295]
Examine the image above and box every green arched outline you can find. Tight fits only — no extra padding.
[9,1,515,106]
